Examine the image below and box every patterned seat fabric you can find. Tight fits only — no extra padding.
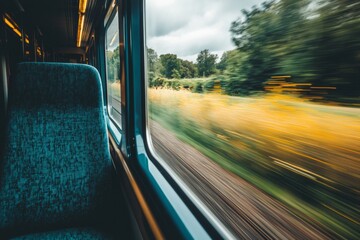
[11,227,114,240]
[0,63,123,239]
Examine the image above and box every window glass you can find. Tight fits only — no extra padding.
[145,0,360,238]
[105,10,121,127]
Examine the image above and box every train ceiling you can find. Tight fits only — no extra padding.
[17,0,104,49]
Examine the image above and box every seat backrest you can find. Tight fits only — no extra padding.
[0,62,116,237]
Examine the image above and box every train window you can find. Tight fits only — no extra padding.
[105,8,122,128]
[145,0,359,238]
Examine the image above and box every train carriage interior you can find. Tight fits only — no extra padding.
[0,0,359,239]
[0,0,143,239]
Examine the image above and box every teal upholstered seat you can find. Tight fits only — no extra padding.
[11,228,115,239]
[0,63,123,239]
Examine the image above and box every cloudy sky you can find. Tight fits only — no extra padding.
[145,0,264,62]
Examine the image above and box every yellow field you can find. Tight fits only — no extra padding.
[149,89,359,183]
[148,88,360,235]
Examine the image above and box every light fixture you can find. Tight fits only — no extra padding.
[25,35,30,44]
[76,14,85,47]
[13,28,22,37]
[76,0,88,47]
[3,14,22,38]
[37,47,42,56]
[4,17,15,29]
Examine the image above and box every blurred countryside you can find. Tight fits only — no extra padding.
[145,0,360,238]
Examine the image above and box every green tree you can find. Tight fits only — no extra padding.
[147,48,164,83]
[179,59,197,78]
[160,54,180,78]
[171,69,181,79]
[106,51,114,81]
[217,51,229,73]
[147,48,158,74]
[229,0,359,99]
[312,0,360,97]
[196,49,218,77]
[229,0,314,92]
[272,0,314,82]
[106,46,120,82]
[223,50,249,95]
[230,1,279,91]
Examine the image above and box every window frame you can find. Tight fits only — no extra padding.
[104,2,123,132]
[140,0,237,238]
[105,0,232,238]
[124,0,233,238]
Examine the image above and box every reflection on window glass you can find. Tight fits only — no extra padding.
[106,10,121,127]
[23,33,31,61]
[146,0,360,238]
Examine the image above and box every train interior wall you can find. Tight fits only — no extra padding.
[0,0,144,238]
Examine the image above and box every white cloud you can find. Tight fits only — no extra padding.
[145,0,264,61]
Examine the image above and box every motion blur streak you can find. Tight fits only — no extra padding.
[149,90,360,238]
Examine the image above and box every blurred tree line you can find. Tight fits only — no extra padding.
[147,48,218,81]
[148,0,359,100]
[226,0,360,98]
[106,46,120,82]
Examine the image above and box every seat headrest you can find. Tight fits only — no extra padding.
[10,62,103,108]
